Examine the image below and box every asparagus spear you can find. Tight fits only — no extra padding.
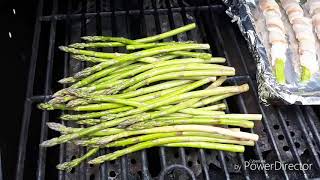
[198,103,227,111]
[69,37,142,48]
[82,23,196,42]
[60,106,133,120]
[96,80,190,99]
[59,46,123,58]
[110,44,210,62]
[47,122,124,135]
[127,118,254,130]
[163,142,244,150]
[88,136,245,164]
[169,51,212,59]
[57,148,99,172]
[126,70,233,92]
[126,42,193,50]
[78,123,258,147]
[70,42,124,49]
[105,132,254,147]
[275,58,286,84]
[76,119,106,126]
[72,55,114,63]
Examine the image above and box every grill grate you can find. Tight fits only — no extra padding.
[16,0,320,179]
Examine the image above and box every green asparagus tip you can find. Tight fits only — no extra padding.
[47,122,66,132]
[71,55,87,60]
[37,103,55,110]
[56,161,78,172]
[275,58,285,84]
[66,88,90,98]
[81,36,101,41]
[60,114,72,120]
[52,89,69,97]
[58,77,76,84]
[40,138,59,147]
[301,66,311,83]
[69,43,86,49]
[59,46,69,52]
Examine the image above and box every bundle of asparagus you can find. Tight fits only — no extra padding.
[38,23,262,172]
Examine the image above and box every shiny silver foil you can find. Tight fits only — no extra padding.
[223,0,320,105]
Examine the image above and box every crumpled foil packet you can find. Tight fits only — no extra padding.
[221,0,320,105]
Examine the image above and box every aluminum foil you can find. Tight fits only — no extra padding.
[222,0,320,105]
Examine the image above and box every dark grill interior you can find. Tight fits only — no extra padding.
[16,0,320,179]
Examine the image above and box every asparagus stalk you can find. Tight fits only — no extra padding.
[47,122,124,135]
[38,102,123,111]
[192,93,237,108]
[275,58,286,84]
[60,106,133,120]
[103,80,190,99]
[70,42,124,49]
[57,148,99,172]
[163,142,244,150]
[301,65,311,82]
[72,55,113,63]
[126,70,234,92]
[76,119,106,126]
[126,42,193,50]
[79,124,258,147]
[111,44,210,62]
[88,136,245,164]
[105,132,254,147]
[208,114,262,121]
[69,37,142,49]
[198,103,227,111]
[169,51,212,59]
[82,23,196,42]
[127,118,254,130]
[157,54,179,61]
[59,46,123,58]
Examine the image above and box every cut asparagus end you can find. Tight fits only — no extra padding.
[301,66,311,83]
[275,58,286,84]
[164,142,246,152]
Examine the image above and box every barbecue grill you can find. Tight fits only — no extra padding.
[9,0,320,179]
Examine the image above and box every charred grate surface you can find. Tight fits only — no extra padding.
[16,0,320,179]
